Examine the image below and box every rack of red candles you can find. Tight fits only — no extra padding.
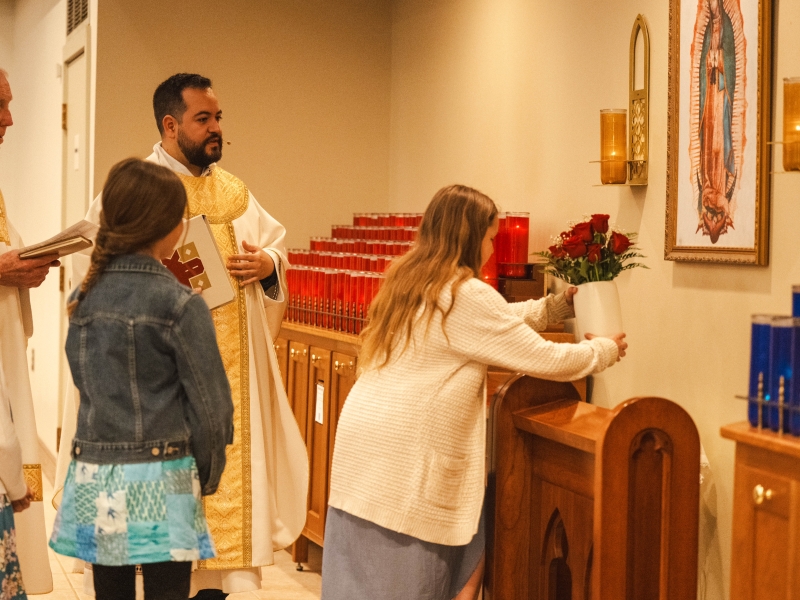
[285,213,421,334]
[285,267,386,334]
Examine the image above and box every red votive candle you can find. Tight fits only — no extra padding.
[323,270,335,329]
[500,212,529,278]
[481,251,498,290]
[297,267,308,324]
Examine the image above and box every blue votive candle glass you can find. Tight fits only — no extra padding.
[768,317,794,432]
[792,317,800,436]
[793,285,800,317]
[748,315,772,427]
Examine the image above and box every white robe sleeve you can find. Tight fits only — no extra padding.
[0,380,27,500]
[246,191,288,340]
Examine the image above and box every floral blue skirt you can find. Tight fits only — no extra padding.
[0,495,26,600]
[49,456,215,566]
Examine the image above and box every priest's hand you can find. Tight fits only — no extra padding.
[0,250,60,289]
[227,240,275,287]
[11,486,34,513]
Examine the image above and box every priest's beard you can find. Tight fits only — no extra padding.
[177,129,223,169]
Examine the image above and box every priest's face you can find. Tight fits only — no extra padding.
[0,72,13,146]
[176,87,223,168]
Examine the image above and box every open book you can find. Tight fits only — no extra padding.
[162,215,235,310]
[18,220,98,259]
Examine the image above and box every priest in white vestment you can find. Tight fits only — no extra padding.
[0,68,56,595]
[55,73,308,597]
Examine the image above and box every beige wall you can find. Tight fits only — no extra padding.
[390,0,800,597]
[94,0,393,249]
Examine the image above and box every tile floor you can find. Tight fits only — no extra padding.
[35,477,322,599]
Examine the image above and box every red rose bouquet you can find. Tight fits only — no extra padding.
[536,214,647,285]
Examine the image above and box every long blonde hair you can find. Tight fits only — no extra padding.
[68,158,187,316]
[359,184,498,369]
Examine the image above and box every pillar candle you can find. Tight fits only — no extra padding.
[768,317,794,432]
[600,109,628,184]
[783,78,800,172]
[792,318,800,436]
[503,212,529,278]
[749,315,772,427]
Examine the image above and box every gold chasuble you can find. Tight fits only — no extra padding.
[176,168,252,570]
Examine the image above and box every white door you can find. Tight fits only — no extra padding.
[58,25,90,451]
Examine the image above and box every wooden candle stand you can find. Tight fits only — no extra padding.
[486,375,700,600]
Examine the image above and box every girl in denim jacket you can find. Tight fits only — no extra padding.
[49,158,234,600]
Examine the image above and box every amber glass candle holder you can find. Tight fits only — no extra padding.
[784,78,800,172]
[600,109,628,184]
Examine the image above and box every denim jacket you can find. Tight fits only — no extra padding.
[66,254,234,495]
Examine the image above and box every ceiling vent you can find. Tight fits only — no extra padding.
[67,0,88,35]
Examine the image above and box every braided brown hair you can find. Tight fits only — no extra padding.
[68,158,187,316]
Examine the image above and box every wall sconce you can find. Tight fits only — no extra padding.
[784,77,800,172]
[628,14,650,185]
[596,15,650,186]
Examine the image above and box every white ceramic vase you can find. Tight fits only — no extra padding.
[572,280,623,342]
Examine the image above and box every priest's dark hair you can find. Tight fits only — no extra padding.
[67,158,187,316]
[153,73,212,135]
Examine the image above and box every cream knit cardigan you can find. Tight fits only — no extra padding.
[328,278,619,546]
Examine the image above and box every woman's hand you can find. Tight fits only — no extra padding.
[585,332,627,360]
[564,286,578,306]
[11,486,34,513]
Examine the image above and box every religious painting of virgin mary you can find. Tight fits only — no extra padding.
[666,0,773,264]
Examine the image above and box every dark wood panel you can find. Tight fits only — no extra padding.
[287,341,309,442]
[303,347,331,546]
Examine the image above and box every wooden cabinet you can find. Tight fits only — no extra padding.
[287,341,309,443]
[304,347,332,545]
[279,323,359,563]
[721,423,800,600]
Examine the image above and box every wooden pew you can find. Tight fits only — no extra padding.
[485,375,700,600]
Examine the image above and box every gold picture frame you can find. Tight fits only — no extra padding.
[665,0,773,265]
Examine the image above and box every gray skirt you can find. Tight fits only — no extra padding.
[320,502,485,600]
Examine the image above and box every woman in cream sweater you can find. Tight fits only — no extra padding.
[321,185,627,600]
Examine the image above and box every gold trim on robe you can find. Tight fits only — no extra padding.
[0,190,10,245]
[177,168,252,569]
[22,464,43,502]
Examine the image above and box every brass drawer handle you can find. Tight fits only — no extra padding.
[334,360,340,371]
[290,348,296,358]
[753,484,774,505]
[311,354,320,363]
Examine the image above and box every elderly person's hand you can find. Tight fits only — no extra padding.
[0,251,60,288]
[11,486,34,513]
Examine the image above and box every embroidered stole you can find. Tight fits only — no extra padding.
[177,168,252,570]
